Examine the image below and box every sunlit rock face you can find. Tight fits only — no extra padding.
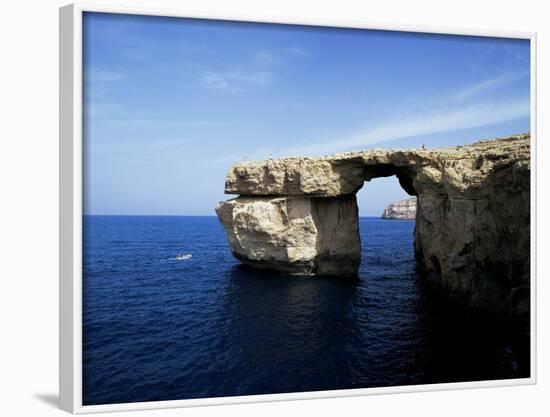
[215,196,360,276]
[382,197,417,220]
[216,134,530,317]
[224,157,365,197]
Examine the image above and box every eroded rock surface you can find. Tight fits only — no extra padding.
[382,197,417,220]
[215,196,360,276]
[216,133,530,316]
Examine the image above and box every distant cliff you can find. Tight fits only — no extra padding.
[382,197,417,220]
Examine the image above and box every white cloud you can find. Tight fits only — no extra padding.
[255,51,281,67]
[85,101,124,120]
[85,101,228,130]
[202,70,273,92]
[449,71,529,101]
[218,95,529,163]
[198,47,309,93]
[85,69,126,83]
[88,137,202,160]
[287,46,308,57]
[277,98,529,157]
[237,72,530,158]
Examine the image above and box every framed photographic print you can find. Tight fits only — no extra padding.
[59,3,537,413]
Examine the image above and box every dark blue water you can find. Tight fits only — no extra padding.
[83,216,528,405]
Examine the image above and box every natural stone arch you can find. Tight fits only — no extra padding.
[216,134,530,317]
[363,164,418,196]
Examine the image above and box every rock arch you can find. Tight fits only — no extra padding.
[216,134,530,316]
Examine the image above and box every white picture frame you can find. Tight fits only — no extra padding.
[59,2,537,413]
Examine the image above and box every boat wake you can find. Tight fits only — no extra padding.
[174,253,192,261]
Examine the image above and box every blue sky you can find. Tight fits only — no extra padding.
[83,12,530,216]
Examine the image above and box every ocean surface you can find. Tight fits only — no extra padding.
[83,216,529,405]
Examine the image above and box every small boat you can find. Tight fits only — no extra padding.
[175,253,192,260]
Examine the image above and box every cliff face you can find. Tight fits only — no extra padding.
[216,196,360,276]
[382,197,417,220]
[216,134,530,317]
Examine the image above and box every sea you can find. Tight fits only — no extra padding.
[82,215,529,405]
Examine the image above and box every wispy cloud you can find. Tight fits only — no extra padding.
[214,92,529,164]
[449,71,529,101]
[202,70,273,92]
[199,47,308,92]
[88,137,200,160]
[255,51,281,67]
[287,46,308,57]
[241,71,530,158]
[277,98,529,157]
[84,69,127,101]
[85,101,229,130]
[84,101,124,120]
[93,118,228,130]
[85,69,126,83]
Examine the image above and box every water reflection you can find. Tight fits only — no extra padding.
[221,265,361,394]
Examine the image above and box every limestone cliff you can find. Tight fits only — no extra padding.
[216,133,530,317]
[382,197,417,220]
[216,196,360,276]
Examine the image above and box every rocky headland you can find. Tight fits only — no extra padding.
[216,133,530,317]
[382,197,417,220]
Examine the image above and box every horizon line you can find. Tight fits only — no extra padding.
[82,214,396,218]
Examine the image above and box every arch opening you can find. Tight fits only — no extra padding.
[363,164,417,197]
[356,174,415,219]
[355,175,418,277]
